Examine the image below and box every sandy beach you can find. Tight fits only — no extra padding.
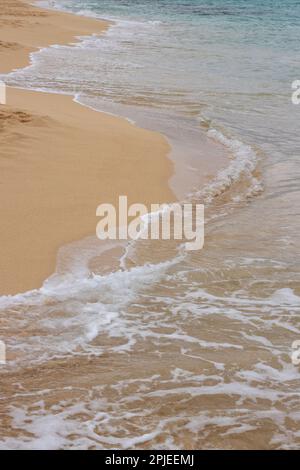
[0,0,174,295]
[0,0,299,451]
[0,0,110,73]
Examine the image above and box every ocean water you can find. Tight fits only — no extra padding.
[0,0,300,449]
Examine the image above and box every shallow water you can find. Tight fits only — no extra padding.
[0,0,299,449]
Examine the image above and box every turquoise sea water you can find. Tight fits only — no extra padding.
[1,0,300,449]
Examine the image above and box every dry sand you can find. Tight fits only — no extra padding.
[0,1,174,295]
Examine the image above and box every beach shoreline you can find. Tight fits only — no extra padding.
[0,0,175,295]
[0,0,111,74]
[1,0,299,451]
